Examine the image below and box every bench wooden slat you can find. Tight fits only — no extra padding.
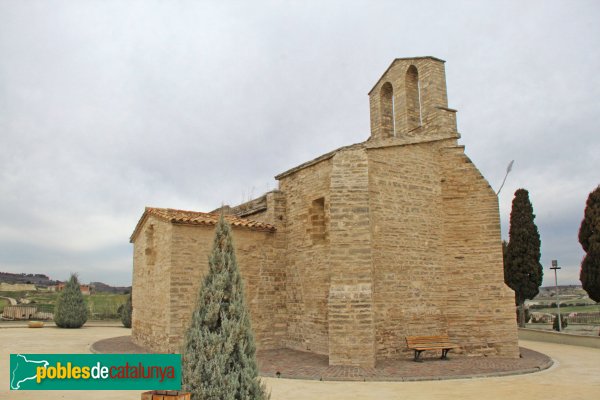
[405,335,459,361]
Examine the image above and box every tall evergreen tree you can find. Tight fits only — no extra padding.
[54,274,88,328]
[504,189,543,327]
[578,185,600,302]
[181,216,268,400]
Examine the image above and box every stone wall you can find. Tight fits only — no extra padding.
[132,215,172,352]
[2,305,37,320]
[168,225,286,353]
[328,148,375,367]
[166,225,212,351]
[440,145,519,357]
[368,141,448,359]
[0,283,37,292]
[278,158,333,355]
[365,138,518,359]
[132,219,286,353]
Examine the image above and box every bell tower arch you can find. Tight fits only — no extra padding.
[368,56,457,141]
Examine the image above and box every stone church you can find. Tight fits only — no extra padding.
[130,57,519,367]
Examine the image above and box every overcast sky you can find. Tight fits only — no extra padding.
[0,0,598,287]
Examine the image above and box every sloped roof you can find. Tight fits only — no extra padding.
[130,207,276,243]
[275,142,365,180]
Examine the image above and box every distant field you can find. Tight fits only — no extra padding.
[0,298,8,313]
[534,305,600,314]
[0,290,127,320]
[87,293,128,320]
[527,288,598,315]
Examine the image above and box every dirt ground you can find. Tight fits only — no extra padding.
[2,325,599,400]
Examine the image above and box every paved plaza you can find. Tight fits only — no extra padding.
[2,325,599,399]
[92,335,552,381]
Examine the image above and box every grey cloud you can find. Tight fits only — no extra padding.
[1,1,599,286]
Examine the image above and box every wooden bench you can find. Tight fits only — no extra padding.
[406,335,459,362]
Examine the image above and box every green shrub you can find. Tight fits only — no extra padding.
[54,274,88,328]
[552,314,568,331]
[121,294,132,328]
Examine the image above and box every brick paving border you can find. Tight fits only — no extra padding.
[91,336,553,382]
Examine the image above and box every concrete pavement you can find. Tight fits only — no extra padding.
[1,326,598,399]
[266,340,599,400]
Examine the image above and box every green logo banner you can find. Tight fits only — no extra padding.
[10,354,181,390]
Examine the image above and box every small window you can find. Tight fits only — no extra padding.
[309,197,326,244]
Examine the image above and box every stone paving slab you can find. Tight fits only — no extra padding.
[91,336,552,381]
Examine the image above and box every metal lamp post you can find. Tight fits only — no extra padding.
[550,259,562,332]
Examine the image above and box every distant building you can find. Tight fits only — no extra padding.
[54,283,91,295]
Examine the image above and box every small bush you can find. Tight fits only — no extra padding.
[552,314,568,331]
[54,274,88,328]
[121,294,132,328]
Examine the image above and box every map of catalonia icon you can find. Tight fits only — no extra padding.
[10,354,49,390]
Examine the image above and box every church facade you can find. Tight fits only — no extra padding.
[130,57,519,367]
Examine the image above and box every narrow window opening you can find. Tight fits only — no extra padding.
[405,65,422,131]
[145,224,156,266]
[309,197,326,244]
[380,82,394,138]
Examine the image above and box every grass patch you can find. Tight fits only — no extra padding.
[87,293,128,320]
[534,305,600,314]
[0,298,9,313]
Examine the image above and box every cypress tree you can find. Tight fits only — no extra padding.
[578,185,600,302]
[121,293,132,328]
[54,274,88,328]
[181,216,268,400]
[504,189,543,327]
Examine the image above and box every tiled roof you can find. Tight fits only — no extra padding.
[130,207,276,243]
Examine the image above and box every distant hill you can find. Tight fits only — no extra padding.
[90,282,131,294]
[533,284,591,301]
[0,272,59,287]
[0,272,130,294]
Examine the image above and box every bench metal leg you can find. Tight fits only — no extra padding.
[414,350,424,362]
[441,349,450,360]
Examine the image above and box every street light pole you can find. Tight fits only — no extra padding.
[550,259,562,332]
[496,160,515,196]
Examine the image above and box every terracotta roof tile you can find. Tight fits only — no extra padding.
[130,207,276,243]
